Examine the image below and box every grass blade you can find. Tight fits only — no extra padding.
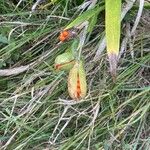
[105,0,121,80]
[65,6,104,30]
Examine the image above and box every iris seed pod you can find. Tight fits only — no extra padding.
[55,52,75,71]
[68,61,87,100]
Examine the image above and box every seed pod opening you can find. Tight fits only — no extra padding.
[68,61,87,100]
[55,52,75,71]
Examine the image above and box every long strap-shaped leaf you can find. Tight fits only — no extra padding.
[65,6,104,30]
[105,0,121,80]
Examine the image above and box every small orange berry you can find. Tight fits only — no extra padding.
[59,35,66,42]
[59,30,70,42]
[58,29,77,42]
[62,30,70,37]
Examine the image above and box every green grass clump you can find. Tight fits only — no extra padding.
[0,0,150,150]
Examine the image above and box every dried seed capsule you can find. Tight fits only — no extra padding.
[68,61,87,100]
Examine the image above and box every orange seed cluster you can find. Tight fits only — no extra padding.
[59,30,70,42]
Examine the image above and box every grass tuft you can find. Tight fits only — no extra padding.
[0,0,150,150]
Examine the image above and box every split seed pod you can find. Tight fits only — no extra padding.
[55,52,75,71]
[68,61,87,100]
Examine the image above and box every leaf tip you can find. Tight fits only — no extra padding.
[108,53,118,82]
